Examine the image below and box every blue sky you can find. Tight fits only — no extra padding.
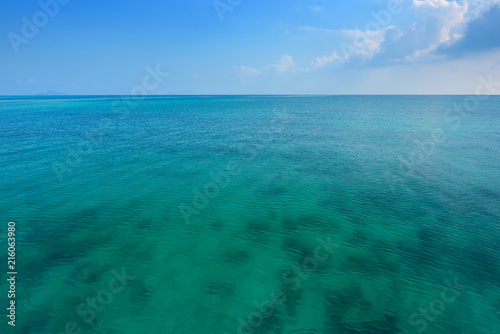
[1,0,500,95]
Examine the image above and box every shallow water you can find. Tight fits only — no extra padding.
[0,96,499,333]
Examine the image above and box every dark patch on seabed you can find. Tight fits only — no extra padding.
[68,261,107,284]
[128,279,154,302]
[244,218,272,244]
[221,248,252,264]
[417,222,448,251]
[461,235,500,283]
[281,235,314,259]
[136,218,153,229]
[477,187,500,202]
[205,281,235,297]
[252,308,286,334]
[279,277,303,320]
[324,284,401,333]
[209,219,226,231]
[280,217,299,232]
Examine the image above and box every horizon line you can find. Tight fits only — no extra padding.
[2,94,500,97]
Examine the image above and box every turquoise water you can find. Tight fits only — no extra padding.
[0,96,499,333]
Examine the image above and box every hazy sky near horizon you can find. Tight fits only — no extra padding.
[1,0,500,95]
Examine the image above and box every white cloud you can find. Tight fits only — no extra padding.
[408,0,500,60]
[467,0,500,17]
[299,25,337,34]
[298,0,500,72]
[311,51,344,67]
[234,56,295,76]
[274,55,295,73]
[234,65,262,76]
[341,26,399,58]
[309,25,399,69]
[305,0,500,68]
[311,5,324,12]
[412,0,468,44]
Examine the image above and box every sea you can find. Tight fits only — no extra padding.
[0,95,499,333]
